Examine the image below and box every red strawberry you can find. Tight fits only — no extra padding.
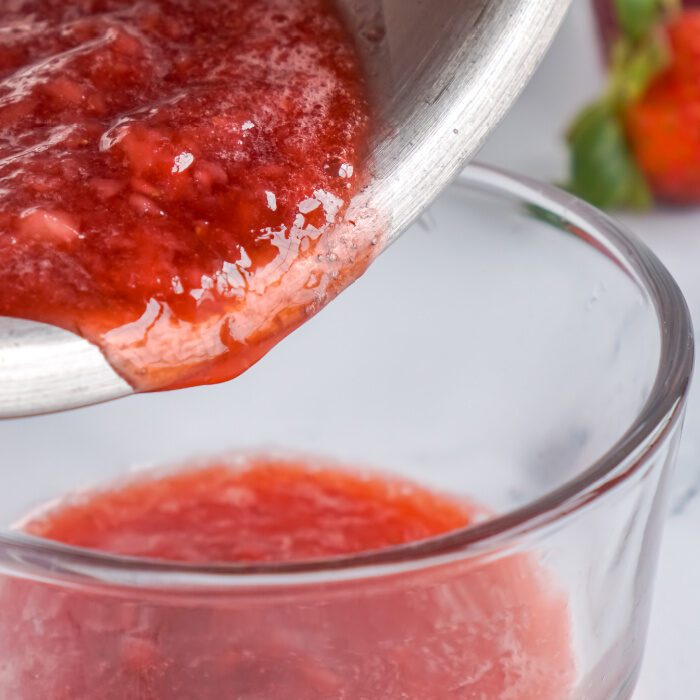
[625,12,700,202]
[567,1,700,207]
[660,8,700,85]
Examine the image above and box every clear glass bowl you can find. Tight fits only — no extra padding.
[0,164,693,699]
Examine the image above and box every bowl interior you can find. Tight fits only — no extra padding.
[0,173,663,535]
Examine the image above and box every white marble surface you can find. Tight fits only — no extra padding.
[479,4,700,697]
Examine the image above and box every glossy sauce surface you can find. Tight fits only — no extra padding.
[0,0,371,389]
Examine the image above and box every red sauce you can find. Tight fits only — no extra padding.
[3,456,574,699]
[0,0,372,390]
[25,458,475,562]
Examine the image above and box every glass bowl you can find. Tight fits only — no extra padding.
[0,164,692,699]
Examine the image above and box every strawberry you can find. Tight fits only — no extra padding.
[625,12,700,202]
[566,0,700,207]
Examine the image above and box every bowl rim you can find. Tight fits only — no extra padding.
[0,163,693,588]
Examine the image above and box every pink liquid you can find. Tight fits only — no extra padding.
[0,456,574,699]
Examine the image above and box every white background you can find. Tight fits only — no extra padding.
[479,3,700,697]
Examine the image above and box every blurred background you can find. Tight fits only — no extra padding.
[478,3,700,696]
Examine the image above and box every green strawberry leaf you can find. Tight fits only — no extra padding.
[626,166,653,208]
[566,104,652,209]
[614,0,665,41]
[566,101,611,145]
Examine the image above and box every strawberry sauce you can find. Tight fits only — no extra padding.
[0,0,371,390]
[2,456,574,699]
[24,458,476,562]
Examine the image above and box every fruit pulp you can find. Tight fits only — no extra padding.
[0,455,575,699]
[0,0,372,390]
[24,457,476,562]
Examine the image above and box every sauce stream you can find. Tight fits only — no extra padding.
[0,0,372,390]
